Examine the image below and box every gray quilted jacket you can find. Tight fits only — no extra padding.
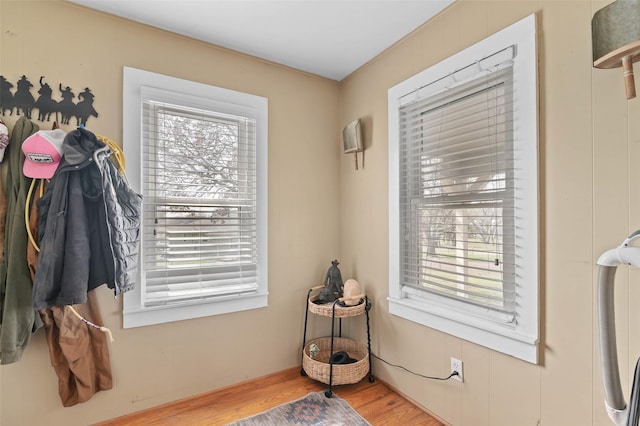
[96,150,142,296]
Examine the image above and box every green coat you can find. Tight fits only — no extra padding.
[0,117,40,364]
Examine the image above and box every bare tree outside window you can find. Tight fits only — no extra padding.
[157,109,241,200]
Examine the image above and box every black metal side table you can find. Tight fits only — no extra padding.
[300,285,374,397]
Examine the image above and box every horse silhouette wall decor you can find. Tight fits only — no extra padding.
[0,75,98,127]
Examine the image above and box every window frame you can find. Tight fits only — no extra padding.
[123,67,268,328]
[388,14,539,363]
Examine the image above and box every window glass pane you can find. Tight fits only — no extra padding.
[399,68,515,315]
[412,204,512,312]
[142,102,258,306]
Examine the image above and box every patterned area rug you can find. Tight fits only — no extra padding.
[226,391,371,426]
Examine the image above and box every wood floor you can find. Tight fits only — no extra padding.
[96,367,444,425]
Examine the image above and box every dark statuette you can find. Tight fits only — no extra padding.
[318,259,344,304]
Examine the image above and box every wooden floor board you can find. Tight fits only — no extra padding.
[355,392,406,422]
[95,367,444,426]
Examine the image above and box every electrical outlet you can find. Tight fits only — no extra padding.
[450,357,463,382]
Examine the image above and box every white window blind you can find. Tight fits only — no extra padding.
[388,14,538,363]
[142,101,258,307]
[399,66,516,320]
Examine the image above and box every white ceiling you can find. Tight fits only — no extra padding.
[70,0,455,81]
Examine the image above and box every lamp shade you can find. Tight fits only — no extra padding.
[592,0,640,99]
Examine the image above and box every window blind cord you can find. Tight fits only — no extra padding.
[370,353,459,381]
[488,74,500,268]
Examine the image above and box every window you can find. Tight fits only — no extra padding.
[388,14,538,363]
[123,67,268,328]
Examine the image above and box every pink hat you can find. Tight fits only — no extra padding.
[0,120,8,163]
[22,129,66,179]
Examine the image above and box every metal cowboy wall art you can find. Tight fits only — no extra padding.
[0,75,98,126]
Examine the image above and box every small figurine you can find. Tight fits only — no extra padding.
[318,259,343,303]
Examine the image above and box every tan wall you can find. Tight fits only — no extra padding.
[0,1,340,424]
[339,0,640,425]
[2,0,640,425]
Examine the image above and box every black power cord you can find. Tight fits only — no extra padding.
[371,353,459,381]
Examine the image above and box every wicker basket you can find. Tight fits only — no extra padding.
[308,294,366,317]
[303,337,369,385]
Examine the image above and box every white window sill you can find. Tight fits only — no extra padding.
[388,296,538,364]
[123,292,268,328]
